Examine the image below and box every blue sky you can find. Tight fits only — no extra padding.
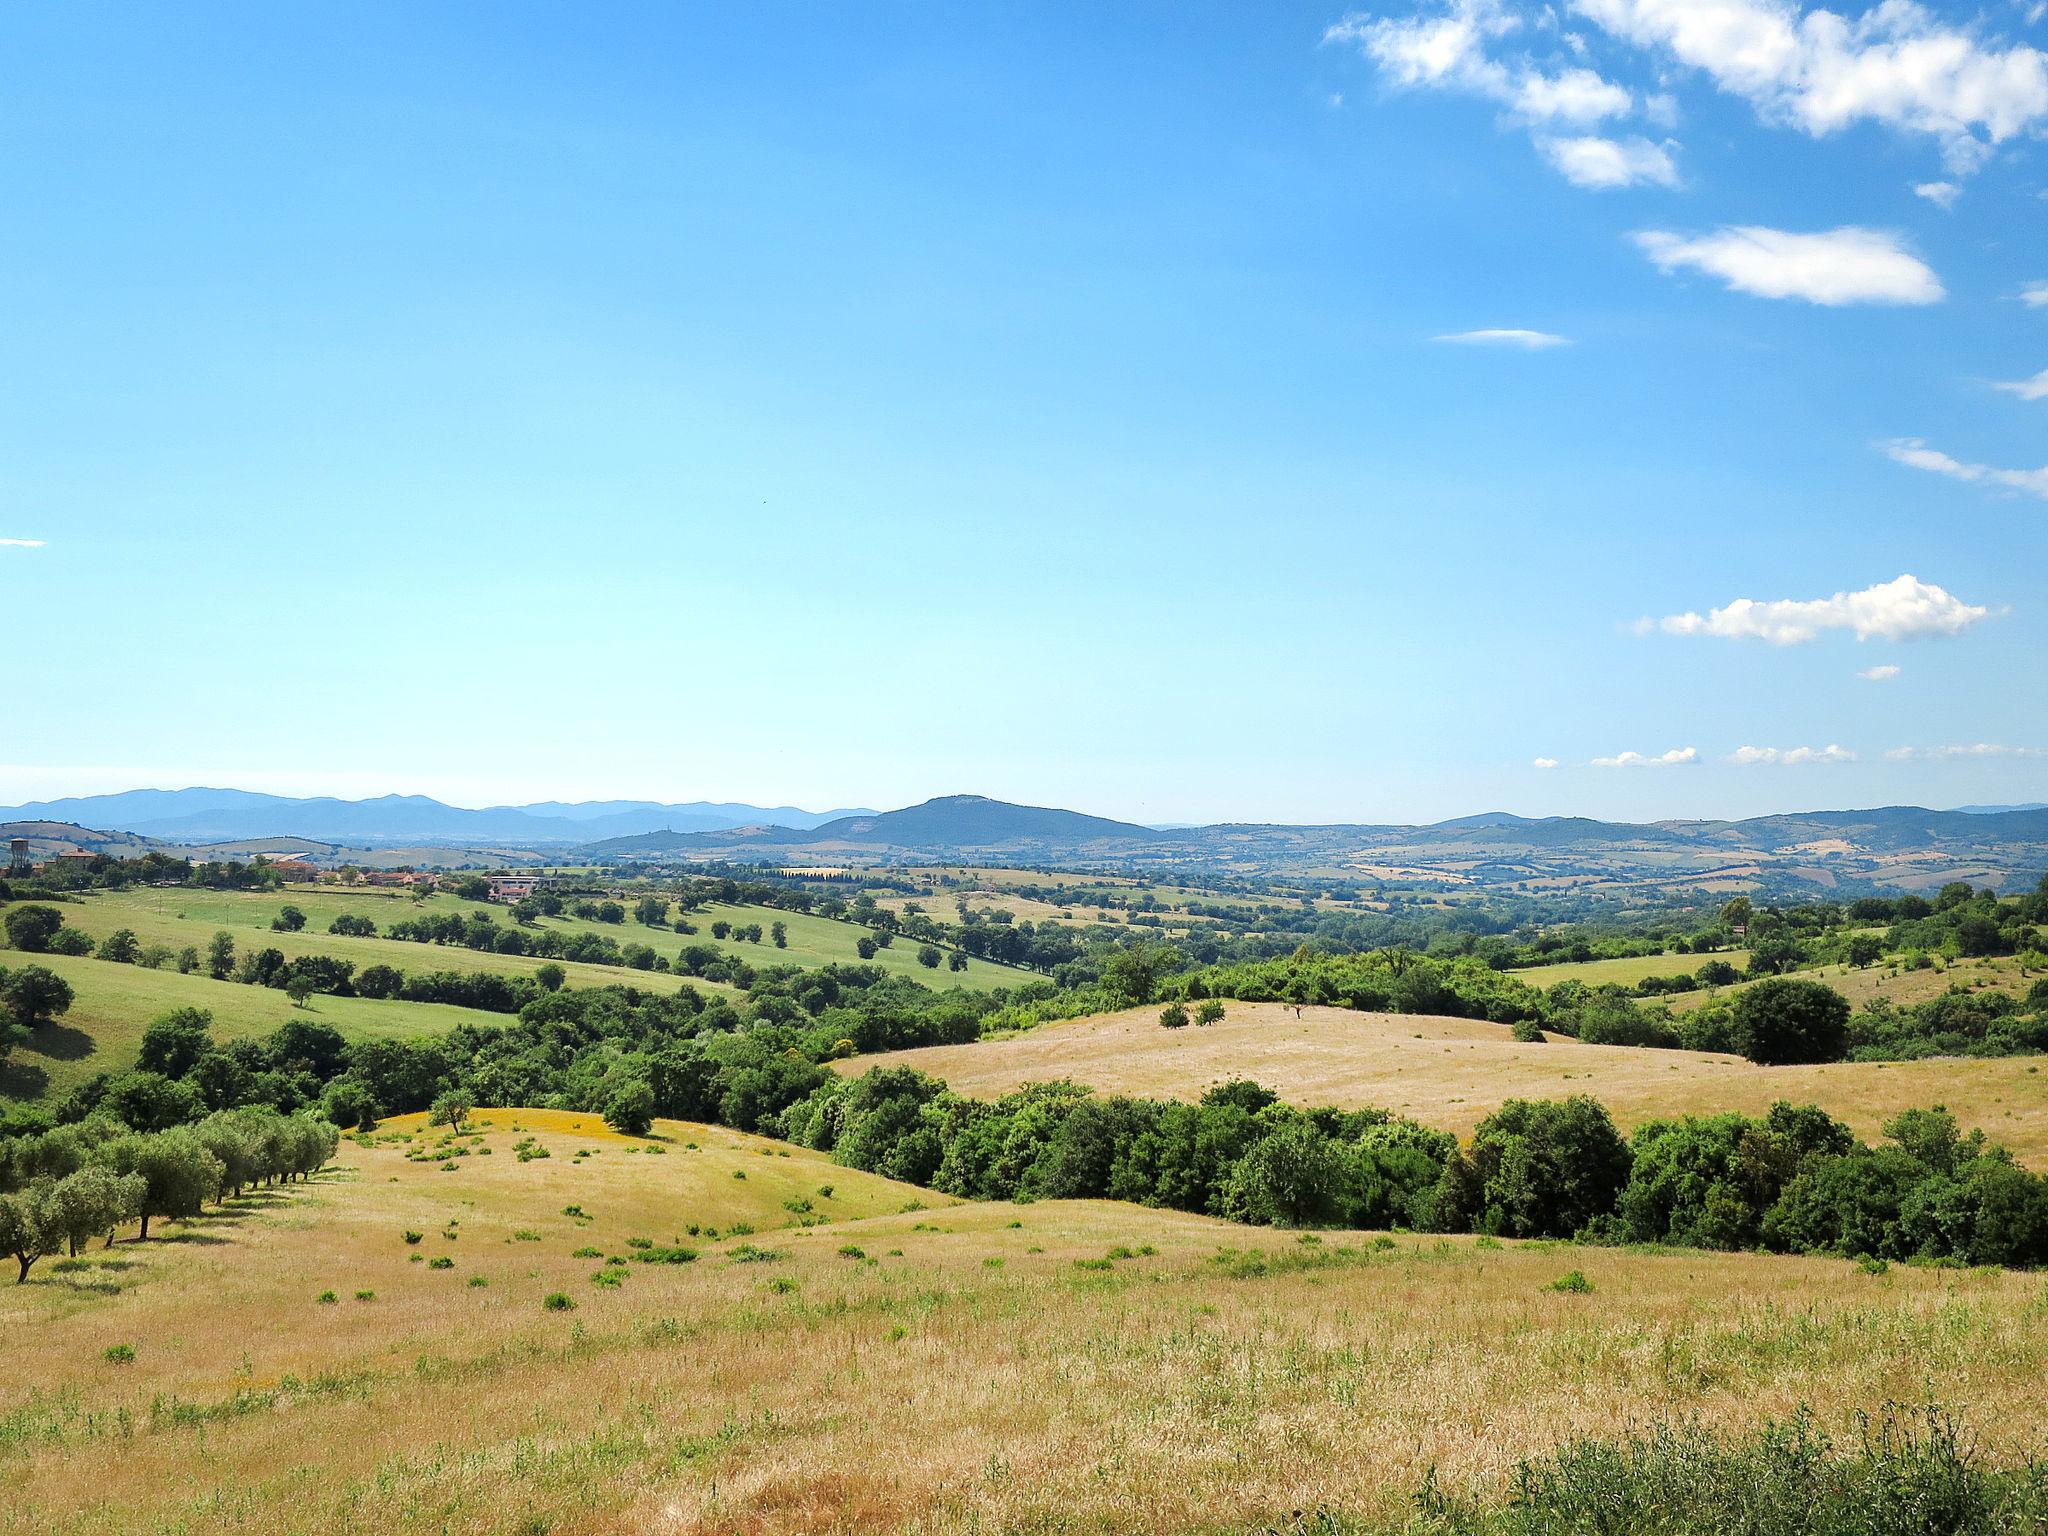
[2,1,2043,825]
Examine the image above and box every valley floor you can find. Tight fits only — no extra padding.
[2,1111,2042,1535]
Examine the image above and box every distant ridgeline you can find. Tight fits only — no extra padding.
[8,789,2048,894]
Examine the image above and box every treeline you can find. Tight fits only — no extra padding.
[791,1070,2048,1268]
[0,1106,337,1280]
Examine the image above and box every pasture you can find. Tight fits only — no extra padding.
[0,950,509,1103]
[2,1109,2040,1536]
[846,1002,2048,1166]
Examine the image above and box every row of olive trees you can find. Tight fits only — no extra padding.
[0,1107,338,1282]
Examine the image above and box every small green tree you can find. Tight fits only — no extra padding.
[948,950,968,972]
[603,1080,656,1137]
[3,906,65,954]
[51,1166,145,1256]
[0,1182,63,1282]
[1847,933,1884,969]
[271,906,307,933]
[917,944,942,969]
[1195,999,1226,1025]
[99,929,142,965]
[205,931,236,979]
[1158,1001,1191,1029]
[430,1089,474,1131]
[285,975,315,1009]
[771,922,788,949]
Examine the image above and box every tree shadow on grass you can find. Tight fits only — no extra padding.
[27,1020,94,1062]
[0,1058,49,1099]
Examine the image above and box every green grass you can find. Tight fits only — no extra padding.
[0,949,508,1102]
[659,900,1032,988]
[1508,950,1753,989]
[50,887,722,999]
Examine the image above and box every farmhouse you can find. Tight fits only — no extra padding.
[268,858,321,882]
[488,873,540,902]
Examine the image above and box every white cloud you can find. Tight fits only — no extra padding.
[1652,573,1988,645]
[1532,756,1561,769]
[1858,663,1901,680]
[1568,0,2048,174]
[1540,134,1682,186]
[1885,743,2048,761]
[1727,744,1856,765]
[1993,368,2048,402]
[2024,282,2048,308]
[1884,438,2048,500]
[1434,327,1573,347]
[1513,66,1635,123]
[1328,4,1657,185]
[0,538,46,548]
[1912,180,1961,208]
[1633,225,1944,305]
[1592,746,1698,767]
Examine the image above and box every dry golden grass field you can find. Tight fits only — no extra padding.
[4,1110,2044,1536]
[846,1003,2048,1166]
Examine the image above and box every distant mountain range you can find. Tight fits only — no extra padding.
[0,788,873,846]
[7,788,2046,895]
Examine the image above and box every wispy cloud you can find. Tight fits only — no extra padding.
[1859,664,1901,682]
[1884,439,2048,500]
[2025,281,2048,308]
[1634,226,1944,306]
[1912,181,1961,209]
[0,538,46,548]
[1434,327,1571,347]
[1647,574,1988,646]
[1727,744,1856,766]
[1885,743,2048,761]
[1592,746,1697,768]
[1993,368,2048,402]
[1531,756,1560,769]
[1540,134,1681,188]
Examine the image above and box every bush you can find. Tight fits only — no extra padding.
[542,1291,575,1311]
[1547,1269,1594,1293]
[1158,1001,1191,1029]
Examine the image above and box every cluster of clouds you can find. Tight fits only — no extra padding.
[1332,0,2048,190]
[1537,740,2043,768]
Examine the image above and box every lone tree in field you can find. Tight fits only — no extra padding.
[206,930,236,979]
[2,905,65,954]
[430,1089,474,1131]
[771,921,787,949]
[1195,999,1226,1026]
[604,1080,656,1137]
[1158,1001,1191,1029]
[99,929,142,965]
[1729,978,1850,1065]
[0,964,75,1055]
[271,905,307,933]
[917,944,942,969]
[286,975,316,1009]
[855,936,878,960]
[1847,933,1884,969]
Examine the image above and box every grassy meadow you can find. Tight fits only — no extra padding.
[847,1002,2048,1166]
[1,883,1035,1103]
[0,950,512,1103]
[3,1108,2042,1536]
